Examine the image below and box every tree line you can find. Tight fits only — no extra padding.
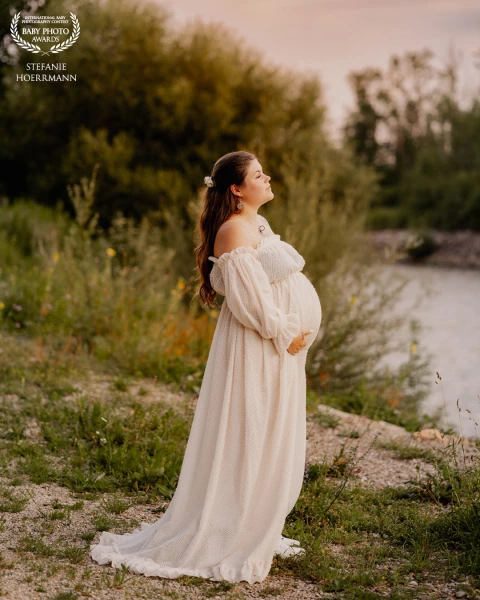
[0,0,479,230]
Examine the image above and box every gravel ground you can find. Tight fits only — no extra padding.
[0,473,323,600]
[1,378,479,600]
[307,405,479,489]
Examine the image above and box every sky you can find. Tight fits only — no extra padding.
[159,0,480,142]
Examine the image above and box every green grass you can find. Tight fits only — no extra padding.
[0,335,479,598]
[0,192,436,422]
[316,386,434,433]
[0,487,30,512]
[312,407,341,429]
[281,463,480,594]
[378,439,438,463]
[0,351,193,502]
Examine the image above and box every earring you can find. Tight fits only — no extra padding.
[236,198,243,210]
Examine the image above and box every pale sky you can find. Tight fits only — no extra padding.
[160,0,480,142]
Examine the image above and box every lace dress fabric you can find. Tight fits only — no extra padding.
[89,224,322,584]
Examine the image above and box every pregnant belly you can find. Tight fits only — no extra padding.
[272,271,322,351]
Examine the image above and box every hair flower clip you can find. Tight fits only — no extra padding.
[204,176,214,188]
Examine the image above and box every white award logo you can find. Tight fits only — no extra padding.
[10,12,80,56]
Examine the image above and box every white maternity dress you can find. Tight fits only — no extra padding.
[89,224,322,584]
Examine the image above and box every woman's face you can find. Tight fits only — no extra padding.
[233,158,274,206]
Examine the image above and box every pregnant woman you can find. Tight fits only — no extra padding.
[89,151,322,584]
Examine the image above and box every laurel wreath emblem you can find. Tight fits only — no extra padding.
[49,13,80,54]
[10,12,80,56]
[10,13,41,53]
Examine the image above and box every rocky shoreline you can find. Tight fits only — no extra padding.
[366,229,480,270]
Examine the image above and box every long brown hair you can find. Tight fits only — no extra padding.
[193,150,256,308]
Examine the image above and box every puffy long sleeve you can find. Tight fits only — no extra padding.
[216,246,301,354]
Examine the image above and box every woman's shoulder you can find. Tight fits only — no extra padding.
[218,214,272,236]
[214,221,255,259]
[214,215,262,258]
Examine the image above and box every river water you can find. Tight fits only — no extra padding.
[380,264,480,438]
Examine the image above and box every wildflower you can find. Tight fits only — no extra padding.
[15,322,21,328]
[410,343,417,354]
[349,295,358,307]
[13,304,22,311]
[106,248,116,257]
[177,279,185,290]
[95,430,100,435]
[0,302,4,310]
[100,438,107,445]
[53,252,60,262]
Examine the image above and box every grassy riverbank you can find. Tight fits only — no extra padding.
[1,332,479,600]
[0,186,476,598]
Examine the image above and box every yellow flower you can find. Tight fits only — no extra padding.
[410,343,417,354]
[349,295,358,306]
[0,302,4,310]
[210,309,218,318]
[53,252,60,262]
[106,248,116,257]
[177,279,185,290]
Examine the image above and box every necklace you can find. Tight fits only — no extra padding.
[241,214,265,235]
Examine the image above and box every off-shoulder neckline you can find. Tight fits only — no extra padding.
[208,233,280,266]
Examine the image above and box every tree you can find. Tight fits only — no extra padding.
[344,48,480,230]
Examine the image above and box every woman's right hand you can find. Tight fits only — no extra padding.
[287,329,313,355]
